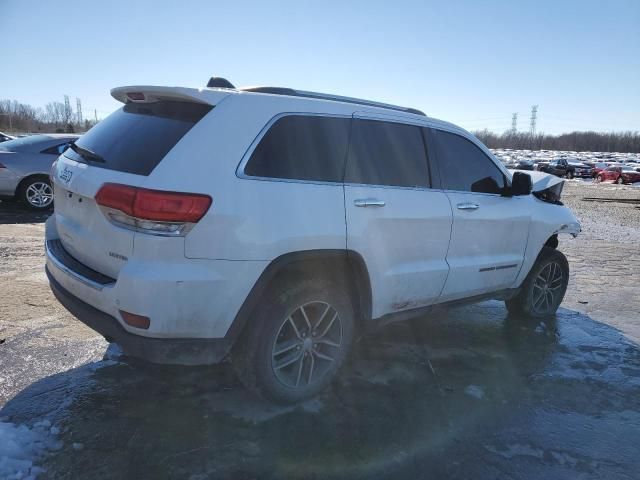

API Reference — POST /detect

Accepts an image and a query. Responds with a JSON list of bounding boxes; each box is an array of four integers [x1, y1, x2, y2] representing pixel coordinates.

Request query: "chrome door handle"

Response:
[[354, 198, 386, 207], [457, 202, 479, 210]]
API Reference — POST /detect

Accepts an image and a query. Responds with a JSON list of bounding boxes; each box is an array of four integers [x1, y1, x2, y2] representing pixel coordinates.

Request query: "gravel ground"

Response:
[[559, 180, 640, 341], [0, 180, 639, 479]]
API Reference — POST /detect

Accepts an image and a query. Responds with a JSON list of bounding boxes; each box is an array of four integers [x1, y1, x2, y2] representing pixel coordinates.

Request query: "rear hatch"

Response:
[[52, 90, 219, 279]]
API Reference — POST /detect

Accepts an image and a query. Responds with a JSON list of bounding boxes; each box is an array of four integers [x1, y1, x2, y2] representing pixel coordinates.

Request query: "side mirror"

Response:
[[511, 171, 532, 196]]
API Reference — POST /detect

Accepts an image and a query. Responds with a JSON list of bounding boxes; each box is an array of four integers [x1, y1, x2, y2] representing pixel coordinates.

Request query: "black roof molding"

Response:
[[240, 86, 426, 116]]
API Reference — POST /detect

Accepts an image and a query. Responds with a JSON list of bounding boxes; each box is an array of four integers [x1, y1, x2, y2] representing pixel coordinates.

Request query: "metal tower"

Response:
[[76, 98, 83, 124], [529, 105, 538, 136]]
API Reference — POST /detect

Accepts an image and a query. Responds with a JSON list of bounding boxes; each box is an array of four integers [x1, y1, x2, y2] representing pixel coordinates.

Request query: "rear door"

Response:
[[426, 128, 530, 301], [52, 100, 212, 278], [344, 115, 452, 318]]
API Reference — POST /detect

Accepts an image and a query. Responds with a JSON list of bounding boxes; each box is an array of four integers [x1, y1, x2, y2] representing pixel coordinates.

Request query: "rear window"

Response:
[[244, 115, 350, 183], [64, 101, 212, 176]]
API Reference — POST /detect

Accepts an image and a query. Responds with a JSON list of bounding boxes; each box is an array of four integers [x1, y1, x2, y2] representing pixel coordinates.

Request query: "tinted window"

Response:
[[345, 119, 430, 187], [41, 142, 73, 155], [430, 129, 505, 194], [245, 115, 350, 182], [63, 101, 212, 176]]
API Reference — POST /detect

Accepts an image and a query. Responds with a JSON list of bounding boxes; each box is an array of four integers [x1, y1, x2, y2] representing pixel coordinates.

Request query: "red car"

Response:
[[590, 162, 609, 178], [596, 166, 640, 184]]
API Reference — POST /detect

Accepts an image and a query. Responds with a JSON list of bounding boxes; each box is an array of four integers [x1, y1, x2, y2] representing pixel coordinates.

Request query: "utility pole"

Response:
[[94, 109, 98, 123], [64, 95, 72, 124], [76, 98, 83, 124], [529, 105, 538, 137], [511, 113, 518, 134]]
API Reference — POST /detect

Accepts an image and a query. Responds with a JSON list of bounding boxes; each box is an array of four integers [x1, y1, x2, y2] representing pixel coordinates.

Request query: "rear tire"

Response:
[[19, 176, 53, 210], [566, 170, 574, 179], [233, 274, 355, 403], [505, 247, 569, 318], [617, 176, 624, 185]]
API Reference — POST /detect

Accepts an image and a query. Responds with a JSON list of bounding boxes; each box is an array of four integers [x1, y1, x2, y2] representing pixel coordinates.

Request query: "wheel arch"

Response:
[[226, 249, 372, 351], [15, 173, 51, 197]]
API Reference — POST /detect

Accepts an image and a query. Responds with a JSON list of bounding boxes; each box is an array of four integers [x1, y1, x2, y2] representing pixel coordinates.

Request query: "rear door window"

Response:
[[63, 101, 212, 176], [244, 115, 350, 183], [429, 129, 505, 194], [345, 119, 430, 188]]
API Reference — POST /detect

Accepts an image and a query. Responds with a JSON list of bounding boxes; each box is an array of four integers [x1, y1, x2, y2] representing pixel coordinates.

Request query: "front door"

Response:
[[426, 128, 531, 302]]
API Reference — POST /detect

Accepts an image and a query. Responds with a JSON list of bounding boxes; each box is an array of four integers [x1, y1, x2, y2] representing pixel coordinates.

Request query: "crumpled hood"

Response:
[[512, 170, 564, 192]]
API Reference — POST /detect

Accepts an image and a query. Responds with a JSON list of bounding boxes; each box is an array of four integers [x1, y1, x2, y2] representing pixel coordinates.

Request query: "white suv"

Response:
[[45, 78, 581, 403]]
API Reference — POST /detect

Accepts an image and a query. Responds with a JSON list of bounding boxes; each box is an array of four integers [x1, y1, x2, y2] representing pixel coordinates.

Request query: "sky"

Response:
[[1, 0, 639, 134]]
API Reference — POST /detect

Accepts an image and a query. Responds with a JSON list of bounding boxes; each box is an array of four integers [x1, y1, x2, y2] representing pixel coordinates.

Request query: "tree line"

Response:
[[474, 129, 640, 153], [2, 96, 639, 153], [0, 98, 98, 134]]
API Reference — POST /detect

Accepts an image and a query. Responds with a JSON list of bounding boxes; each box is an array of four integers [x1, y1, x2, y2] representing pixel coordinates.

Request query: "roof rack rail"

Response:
[[240, 86, 426, 116]]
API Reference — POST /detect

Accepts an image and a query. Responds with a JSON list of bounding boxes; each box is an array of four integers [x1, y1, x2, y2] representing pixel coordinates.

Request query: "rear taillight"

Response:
[[95, 183, 211, 236]]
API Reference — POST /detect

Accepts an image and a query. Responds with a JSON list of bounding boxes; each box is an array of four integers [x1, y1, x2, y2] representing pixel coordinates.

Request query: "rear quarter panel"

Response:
[[0, 152, 55, 195], [146, 94, 355, 261]]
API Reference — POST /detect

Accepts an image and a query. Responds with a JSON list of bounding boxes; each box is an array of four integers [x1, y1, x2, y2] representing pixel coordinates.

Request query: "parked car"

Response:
[[596, 166, 640, 184], [538, 158, 592, 178], [0, 132, 15, 143], [513, 159, 534, 170], [623, 162, 640, 173], [589, 162, 609, 178], [45, 79, 581, 403], [0, 134, 78, 209]]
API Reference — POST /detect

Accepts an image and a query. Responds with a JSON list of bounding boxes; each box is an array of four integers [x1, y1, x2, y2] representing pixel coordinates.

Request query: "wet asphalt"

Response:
[[1, 183, 640, 479], [3, 303, 640, 479]]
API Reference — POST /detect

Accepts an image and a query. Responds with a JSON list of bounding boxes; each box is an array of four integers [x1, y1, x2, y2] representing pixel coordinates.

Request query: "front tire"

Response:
[[505, 247, 569, 318], [566, 170, 574, 179], [617, 176, 624, 185], [19, 176, 53, 210], [233, 275, 355, 403]]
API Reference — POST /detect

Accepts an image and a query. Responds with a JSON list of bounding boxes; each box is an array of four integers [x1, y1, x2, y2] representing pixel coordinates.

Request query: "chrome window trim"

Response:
[[236, 112, 441, 192]]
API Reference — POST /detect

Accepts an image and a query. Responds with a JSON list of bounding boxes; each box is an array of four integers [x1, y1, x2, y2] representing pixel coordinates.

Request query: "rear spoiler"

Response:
[[111, 85, 232, 106]]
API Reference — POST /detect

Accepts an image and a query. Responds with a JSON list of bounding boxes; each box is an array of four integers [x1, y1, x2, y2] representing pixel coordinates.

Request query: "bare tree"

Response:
[[474, 129, 640, 153]]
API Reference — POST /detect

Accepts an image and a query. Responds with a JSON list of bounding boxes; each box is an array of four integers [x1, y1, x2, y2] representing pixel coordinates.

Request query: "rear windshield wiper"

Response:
[[69, 143, 105, 163]]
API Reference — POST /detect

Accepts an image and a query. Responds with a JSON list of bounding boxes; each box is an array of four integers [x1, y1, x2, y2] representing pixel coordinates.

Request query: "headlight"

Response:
[[533, 182, 564, 205]]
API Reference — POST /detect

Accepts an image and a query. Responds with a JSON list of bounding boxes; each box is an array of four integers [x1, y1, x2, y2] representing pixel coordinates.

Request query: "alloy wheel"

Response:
[[271, 301, 343, 389], [531, 261, 565, 315], [26, 182, 53, 208]]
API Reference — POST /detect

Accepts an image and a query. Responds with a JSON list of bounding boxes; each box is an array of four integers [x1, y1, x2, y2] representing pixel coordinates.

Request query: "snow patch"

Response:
[[0, 420, 61, 480], [485, 443, 544, 460], [464, 385, 485, 399]]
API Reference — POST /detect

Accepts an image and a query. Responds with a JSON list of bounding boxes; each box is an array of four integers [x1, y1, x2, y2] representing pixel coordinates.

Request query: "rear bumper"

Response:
[[44, 215, 269, 364], [47, 266, 232, 365]]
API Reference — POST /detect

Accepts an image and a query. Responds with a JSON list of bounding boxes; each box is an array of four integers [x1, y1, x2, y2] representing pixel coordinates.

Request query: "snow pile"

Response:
[[0, 420, 61, 480]]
